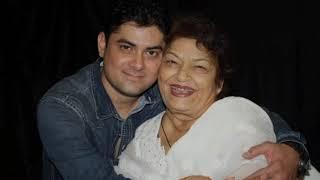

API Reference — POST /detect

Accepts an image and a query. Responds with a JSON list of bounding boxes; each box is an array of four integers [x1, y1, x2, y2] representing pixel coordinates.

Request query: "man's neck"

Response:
[[111, 95, 140, 119], [101, 75, 140, 119]]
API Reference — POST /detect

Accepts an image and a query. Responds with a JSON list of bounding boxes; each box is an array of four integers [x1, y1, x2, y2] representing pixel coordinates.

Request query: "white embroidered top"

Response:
[[114, 96, 277, 180]]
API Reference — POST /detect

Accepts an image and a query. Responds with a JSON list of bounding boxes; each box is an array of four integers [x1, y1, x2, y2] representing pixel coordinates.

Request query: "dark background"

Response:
[[2, 0, 319, 179]]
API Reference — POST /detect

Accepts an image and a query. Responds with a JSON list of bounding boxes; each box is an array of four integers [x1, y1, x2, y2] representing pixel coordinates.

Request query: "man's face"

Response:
[[98, 22, 165, 98]]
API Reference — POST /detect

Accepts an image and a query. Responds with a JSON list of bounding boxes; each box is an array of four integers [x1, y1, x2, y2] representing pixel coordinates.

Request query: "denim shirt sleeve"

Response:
[[262, 107, 309, 151], [37, 97, 129, 180]]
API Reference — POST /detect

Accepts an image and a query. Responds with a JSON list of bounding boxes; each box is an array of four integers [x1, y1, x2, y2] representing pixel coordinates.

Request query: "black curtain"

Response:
[[3, 0, 319, 179]]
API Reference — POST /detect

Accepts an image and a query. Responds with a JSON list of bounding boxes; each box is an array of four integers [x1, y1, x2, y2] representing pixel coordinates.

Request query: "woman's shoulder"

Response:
[[208, 96, 272, 125], [198, 96, 277, 142]]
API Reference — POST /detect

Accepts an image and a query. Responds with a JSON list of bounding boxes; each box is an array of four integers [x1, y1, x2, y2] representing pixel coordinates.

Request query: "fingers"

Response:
[[180, 176, 211, 180], [243, 141, 273, 161], [224, 176, 235, 180], [244, 165, 268, 180], [243, 142, 299, 180], [244, 160, 288, 180], [245, 173, 268, 180]]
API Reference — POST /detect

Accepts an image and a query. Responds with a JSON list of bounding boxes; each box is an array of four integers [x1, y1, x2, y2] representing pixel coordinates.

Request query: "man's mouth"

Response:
[[124, 70, 144, 79]]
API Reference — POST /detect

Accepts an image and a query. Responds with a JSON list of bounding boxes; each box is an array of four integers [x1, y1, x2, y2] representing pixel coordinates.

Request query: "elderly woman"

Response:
[[114, 15, 316, 179]]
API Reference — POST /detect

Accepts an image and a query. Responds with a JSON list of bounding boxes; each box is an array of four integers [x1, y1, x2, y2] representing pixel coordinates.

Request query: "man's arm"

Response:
[[37, 97, 128, 180], [266, 108, 311, 177], [243, 107, 310, 179], [265, 108, 306, 144]]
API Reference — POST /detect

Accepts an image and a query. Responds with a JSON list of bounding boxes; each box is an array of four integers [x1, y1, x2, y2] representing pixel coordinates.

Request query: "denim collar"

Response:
[[91, 58, 162, 120]]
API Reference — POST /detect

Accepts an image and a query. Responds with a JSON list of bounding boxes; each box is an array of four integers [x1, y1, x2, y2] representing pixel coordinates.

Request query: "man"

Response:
[[37, 0, 310, 179]]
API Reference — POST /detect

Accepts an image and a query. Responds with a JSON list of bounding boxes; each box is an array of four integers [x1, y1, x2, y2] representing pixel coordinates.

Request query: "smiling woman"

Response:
[[159, 38, 222, 120], [113, 14, 278, 180], [112, 11, 319, 179], [114, 96, 277, 180], [7, 0, 319, 179]]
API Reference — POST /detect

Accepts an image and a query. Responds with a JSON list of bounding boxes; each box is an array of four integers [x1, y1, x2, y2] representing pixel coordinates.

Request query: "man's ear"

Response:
[[97, 32, 106, 57]]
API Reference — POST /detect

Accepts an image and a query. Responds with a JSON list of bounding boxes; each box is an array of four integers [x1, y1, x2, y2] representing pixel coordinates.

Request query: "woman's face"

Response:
[[158, 38, 223, 119]]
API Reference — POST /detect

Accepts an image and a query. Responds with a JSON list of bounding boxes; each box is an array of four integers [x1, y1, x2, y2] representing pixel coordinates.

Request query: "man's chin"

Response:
[[120, 87, 148, 97]]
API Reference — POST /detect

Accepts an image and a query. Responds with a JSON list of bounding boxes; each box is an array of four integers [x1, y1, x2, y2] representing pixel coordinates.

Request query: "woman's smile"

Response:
[[170, 84, 195, 97]]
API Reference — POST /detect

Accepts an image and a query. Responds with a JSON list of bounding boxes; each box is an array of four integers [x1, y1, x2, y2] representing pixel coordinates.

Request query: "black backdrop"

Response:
[[3, 0, 319, 179]]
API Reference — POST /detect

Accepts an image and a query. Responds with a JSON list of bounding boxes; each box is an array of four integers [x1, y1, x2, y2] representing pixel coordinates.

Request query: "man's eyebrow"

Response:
[[116, 39, 163, 51], [146, 46, 163, 51], [116, 39, 136, 47]]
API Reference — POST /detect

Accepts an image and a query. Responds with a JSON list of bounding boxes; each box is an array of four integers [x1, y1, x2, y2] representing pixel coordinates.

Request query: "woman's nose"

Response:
[[176, 66, 190, 82]]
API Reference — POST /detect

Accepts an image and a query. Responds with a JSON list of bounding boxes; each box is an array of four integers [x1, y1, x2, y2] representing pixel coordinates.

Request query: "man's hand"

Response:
[[180, 176, 234, 180], [180, 176, 211, 180], [243, 141, 299, 180]]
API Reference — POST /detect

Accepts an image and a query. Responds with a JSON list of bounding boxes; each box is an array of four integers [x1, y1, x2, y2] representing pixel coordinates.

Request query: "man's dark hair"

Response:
[[104, 0, 170, 39]]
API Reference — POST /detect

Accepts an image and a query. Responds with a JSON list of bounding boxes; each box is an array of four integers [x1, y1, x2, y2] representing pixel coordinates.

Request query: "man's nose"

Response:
[[130, 53, 144, 70]]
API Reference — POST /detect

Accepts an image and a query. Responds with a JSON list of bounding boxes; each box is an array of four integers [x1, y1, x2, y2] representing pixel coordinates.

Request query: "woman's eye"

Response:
[[195, 65, 208, 72], [196, 65, 205, 69], [166, 60, 177, 64]]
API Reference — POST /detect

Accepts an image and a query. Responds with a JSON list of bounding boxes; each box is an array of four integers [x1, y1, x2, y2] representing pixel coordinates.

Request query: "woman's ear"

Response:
[[217, 80, 224, 95], [97, 32, 106, 57]]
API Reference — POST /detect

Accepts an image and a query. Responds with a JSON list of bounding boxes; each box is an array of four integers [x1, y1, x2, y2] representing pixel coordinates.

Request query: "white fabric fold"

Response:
[[115, 96, 277, 180]]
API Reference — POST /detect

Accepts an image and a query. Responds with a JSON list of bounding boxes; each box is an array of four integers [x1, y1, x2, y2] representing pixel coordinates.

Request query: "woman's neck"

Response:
[[160, 111, 198, 153], [164, 111, 196, 132]]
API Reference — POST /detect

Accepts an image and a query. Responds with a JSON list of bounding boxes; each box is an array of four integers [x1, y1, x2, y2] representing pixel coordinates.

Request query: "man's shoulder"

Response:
[[41, 62, 99, 103]]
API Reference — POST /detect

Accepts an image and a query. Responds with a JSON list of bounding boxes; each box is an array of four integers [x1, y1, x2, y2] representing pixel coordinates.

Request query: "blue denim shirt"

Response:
[[37, 59, 306, 180]]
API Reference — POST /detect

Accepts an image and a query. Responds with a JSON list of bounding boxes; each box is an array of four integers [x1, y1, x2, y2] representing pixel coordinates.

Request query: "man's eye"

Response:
[[146, 50, 159, 57], [119, 44, 131, 50]]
